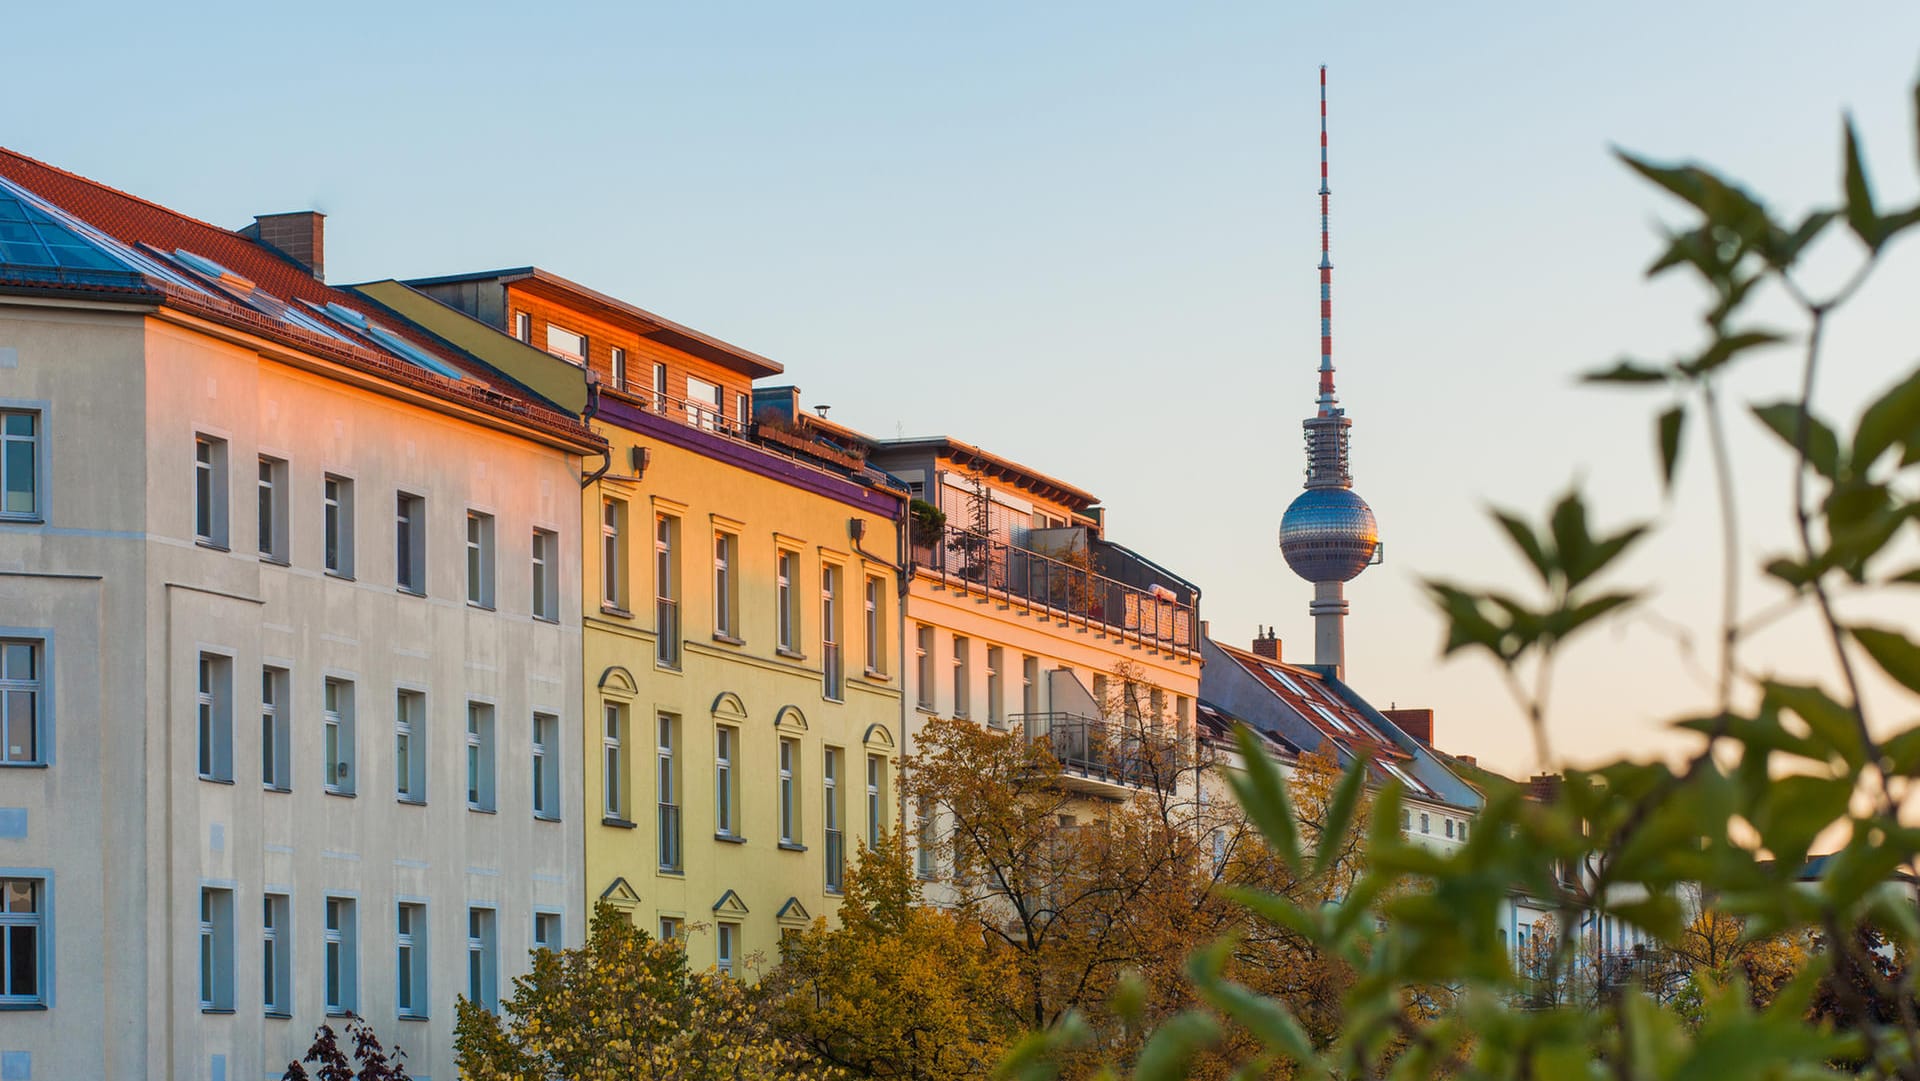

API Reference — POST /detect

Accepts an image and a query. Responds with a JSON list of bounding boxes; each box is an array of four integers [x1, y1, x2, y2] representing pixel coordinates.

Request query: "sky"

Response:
[[6, 1, 1918, 776]]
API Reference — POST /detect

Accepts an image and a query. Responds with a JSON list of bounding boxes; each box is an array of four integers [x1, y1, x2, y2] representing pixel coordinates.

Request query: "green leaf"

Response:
[[1611, 894, 1685, 942], [1879, 725, 1920, 775], [1582, 359, 1669, 385], [1657, 405, 1685, 490], [1187, 944, 1318, 1066], [1678, 329, 1784, 378], [1225, 725, 1302, 873], [1751, 401, 1842, 479], [1130, 1010, 1218, 1081], [1890, 565, 1920, 585], [1851, 365, 1920, 470], [1313, 760, 1368, 878], [1852, 625, 1920, 694], [1764, 682, 1863, 769], [1843, 115, 1886, 252], [1492, 510, 1552, 586]]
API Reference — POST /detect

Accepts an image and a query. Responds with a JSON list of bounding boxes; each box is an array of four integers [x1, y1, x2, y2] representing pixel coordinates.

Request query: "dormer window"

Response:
[[545, 325, 587, 366]]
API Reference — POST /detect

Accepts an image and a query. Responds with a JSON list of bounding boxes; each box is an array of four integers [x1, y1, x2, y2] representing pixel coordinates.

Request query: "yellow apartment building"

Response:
[[396, 270, 906, 972]]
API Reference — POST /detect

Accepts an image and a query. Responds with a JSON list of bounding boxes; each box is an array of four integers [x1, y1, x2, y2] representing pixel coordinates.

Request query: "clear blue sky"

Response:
[[8, 2, 1918, 773]]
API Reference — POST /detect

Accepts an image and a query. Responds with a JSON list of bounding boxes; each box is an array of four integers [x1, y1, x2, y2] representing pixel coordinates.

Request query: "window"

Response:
[[194, 435, 228, 546], [658, 714, 681, 870], [197, 652, 233, 782], [1460, 821, 1470, 841], [779, 736, 799, 846], [1, 639, 43, 765], [776, 550, 798, 653], [686, 376, 721, 430], [324, 896, 357, 1015], [915, 798, 935, 878], [466, 511, 495, 608], [0, 410, 39, 519], [513, 311, 531, 342], [603, 704, 627, 821], [467, 702, 496, 812], [395, 493, 426, 595], [395, 690, 425, 803], [531, 528, 558, 621], [396, 902, 426, 1018], [1022, 655, 1040, 717], [323, 678, 354, 794], [0, 878, 43, 1005], [545, 324, 587, 365], [601, 498, 626, 610], [257, 456, 288, 562], [716, 921, 737, 976], [863, 575, 884, 675], [199, 887, 234, 1011], [821, 564, 842, 700], [951, 636, 971, 719], [824, 747, 844, 892], [532, 712, 559, 819], [323, 475, 354, 577], [735, 391, 751, 430], [261, 667, 289, 790], [1445, 818, 1455, 839], [611, 346, 628, 390], [652, 361, 668, 412], [715, 725, 737, 838], [658, 917, 680, 943], [467, 907, 497, 1010], [866, 754, 885, 850], [263, 893, 290, 1016], [713, 531, 737, 638], [534, 912, 561, 953], [915, 625, 933, 710], [655, 515, 680, 667], [986, 646, 1003, 728], [1419, 813, 1431, 835]]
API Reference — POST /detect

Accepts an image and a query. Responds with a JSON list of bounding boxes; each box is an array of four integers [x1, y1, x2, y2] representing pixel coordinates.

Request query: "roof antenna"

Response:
[[1316, 63, 1335, 416]]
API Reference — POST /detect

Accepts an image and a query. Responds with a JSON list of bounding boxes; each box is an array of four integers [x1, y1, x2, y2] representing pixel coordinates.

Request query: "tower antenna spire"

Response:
[[1318, 63, 1336, 415]]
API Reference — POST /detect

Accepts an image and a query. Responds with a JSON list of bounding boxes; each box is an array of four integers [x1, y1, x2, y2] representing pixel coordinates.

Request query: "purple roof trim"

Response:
[[598, 396, 903, 516]]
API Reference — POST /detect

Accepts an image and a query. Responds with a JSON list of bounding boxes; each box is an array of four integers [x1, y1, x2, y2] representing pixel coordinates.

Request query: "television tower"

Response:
[[1277, 66, 1380, 678]]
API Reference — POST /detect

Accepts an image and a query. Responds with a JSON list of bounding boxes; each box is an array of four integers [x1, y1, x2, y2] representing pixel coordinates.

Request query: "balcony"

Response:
[[655, 596, 680, 668], [824, 828, 845, 893], [1016, 712, 1177, 798], [658, 802, 682, 872], [909, 523, 1197, 655]]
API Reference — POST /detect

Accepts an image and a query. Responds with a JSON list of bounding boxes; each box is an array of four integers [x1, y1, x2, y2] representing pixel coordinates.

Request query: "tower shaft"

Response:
[[1312, 580, 1348, 675]]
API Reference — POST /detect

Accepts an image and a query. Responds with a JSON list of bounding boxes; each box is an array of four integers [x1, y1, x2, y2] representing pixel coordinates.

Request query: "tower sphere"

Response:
[[1279, 486, 1378, 583]]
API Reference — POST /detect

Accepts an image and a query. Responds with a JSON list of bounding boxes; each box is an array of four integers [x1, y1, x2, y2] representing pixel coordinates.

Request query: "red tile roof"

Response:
[[0, 146, 599, 449], [1213, 642, 1412, 764]]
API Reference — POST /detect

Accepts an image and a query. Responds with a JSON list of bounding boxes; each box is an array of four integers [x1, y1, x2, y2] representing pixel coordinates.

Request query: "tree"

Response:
[[282, 1020, 413, 1081], [454, 902, 833, 1081], [766, 830, 1022, 1081]]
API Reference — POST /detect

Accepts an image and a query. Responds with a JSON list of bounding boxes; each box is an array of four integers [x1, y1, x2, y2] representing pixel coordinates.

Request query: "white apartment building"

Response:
[[0, 153, 598, 1080]]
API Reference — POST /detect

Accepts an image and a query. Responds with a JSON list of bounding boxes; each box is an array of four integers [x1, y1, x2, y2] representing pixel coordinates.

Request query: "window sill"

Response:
[[265, 1010, 292, 1020], [324, 570, 355, 582], [862, 668, 889, 681], [534, 813, 562, 823], [397, 587, 426, 599], [602, 816, 638, 830], [914, 705, 939, 716], [0, 762, 50, 770], [711, 633, 745, 647], [398, 1012, 430, 1023], [397, 796, 426, 807], [467, 601, 496, 612], [657, 867, 684, 877], [468, 805, 497, 815], [778, 842, 807, 853], [264, 784, 291, 794], [776, 647, 806, 661], [533, 613, 560, 625], [195, 539, 230, 552], [0, 1002, 48, 1011], [0, 516, 45, 526], [600, 604, 633, 619], [714, 833, 749, 845], [201, 1007, 236, 1015], [825, 888, 844, 897], [655, 662, 682, 674], [822, 694, 845, 704], [324, 788, 357, 799], [260, 555, 290, 567], [198, 775, 235, 786], [326, 1010, 356, 1019]]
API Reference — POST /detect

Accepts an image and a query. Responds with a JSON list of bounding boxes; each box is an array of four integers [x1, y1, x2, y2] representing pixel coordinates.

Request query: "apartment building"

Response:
[[0, 150, 600, 1080], [391, 270, 906, 973]]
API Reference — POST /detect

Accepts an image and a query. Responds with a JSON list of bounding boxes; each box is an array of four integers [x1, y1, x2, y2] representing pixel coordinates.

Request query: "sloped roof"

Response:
[[0, 147, 598, 450]]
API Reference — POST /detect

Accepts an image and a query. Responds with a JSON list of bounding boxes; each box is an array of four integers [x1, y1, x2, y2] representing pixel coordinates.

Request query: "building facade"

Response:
[[0, 153, 601, 1080], [398, 270, 907, 973]]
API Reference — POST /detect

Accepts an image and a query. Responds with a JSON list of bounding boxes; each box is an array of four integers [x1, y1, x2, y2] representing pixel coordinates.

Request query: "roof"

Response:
[[403, 267, 783, 380], [871, 435, 1100, 510], [0, 147, 599, 451]]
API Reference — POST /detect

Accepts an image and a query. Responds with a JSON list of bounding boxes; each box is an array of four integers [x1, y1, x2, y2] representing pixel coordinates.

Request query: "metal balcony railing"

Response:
[[655, 596, 680, 668], [658, 802, 682, 872], [824, 828, 845, 893], [822, 641, 843, 701], [910, 523, 1197, 652], [1014, 712, 1176, 792]]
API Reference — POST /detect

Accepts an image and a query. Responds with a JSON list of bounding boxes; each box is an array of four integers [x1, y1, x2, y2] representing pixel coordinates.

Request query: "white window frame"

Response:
[[467, 906, 498, 1011], [951, 635, 970, 719], [544, 323, 587, 366], [198, 887, 234, 1012], [396, 901, 427, 1018], [713, 531, 736, 639], [863, 575, 884, 675], [610, 346, 628, 390], [466, 702, 496, 812], [778, 736, 798, 845], [322, 678, 355, 795], [257, 456, 288, 563], [513, 311, 531, 342], [531, 528, 558, 622], [1, 639, 45, 766], [395, 492, 426, 595], [601, 498, 625, 610], [263, 892, 290, 1016], [197, 652, 233, 782], [655, 515, 679, 667], [915, 625, 934, 709], [395, 689, 425, 804], [260, 666, 289, 791], [532, 711, 560, 820], [324, 896, 357, 1015], [776, 550, 798, 653], [603, 703, 628, 821], [466, 510, 496, 609], [0, 409, 40, 521], [986, 645, 1003, 728], [324, 474, 354, 578], [716, 921, 737, 976], [866, 754, 884, 850], [652, 361, 668, 412], [715, 725, 736, 838], [821, 563, 842, 700], [658, 713, 680, 870], [194, 434, 228, 547]]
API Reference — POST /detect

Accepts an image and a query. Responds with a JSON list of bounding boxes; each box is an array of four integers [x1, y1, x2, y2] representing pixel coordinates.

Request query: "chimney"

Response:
[[1383, 707, 1434, 746], [1528, 773, 1562, 804], [241, 211, 325, 281], [1251, 626, 1281, 661]]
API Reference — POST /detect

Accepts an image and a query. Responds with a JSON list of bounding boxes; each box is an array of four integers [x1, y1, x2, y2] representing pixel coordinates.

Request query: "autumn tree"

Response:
[[765, 830, 1022, 1081], [454, 902, 832, 1081]]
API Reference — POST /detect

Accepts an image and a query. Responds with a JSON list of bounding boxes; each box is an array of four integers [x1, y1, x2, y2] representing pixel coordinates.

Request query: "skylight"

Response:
[[1380, 760, 1429, 795], [0, 186, 126, 271], [1309, 702, 1354, 734], [171, 249, 255, 291], [322, 301, 368, 330], [1262, 664, 1307, 696], [365, 325, 464, 381]]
